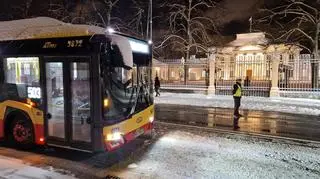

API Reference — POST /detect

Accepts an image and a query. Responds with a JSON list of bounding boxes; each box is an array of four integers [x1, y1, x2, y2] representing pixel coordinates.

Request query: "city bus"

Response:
[[0, 17, 154, 152]]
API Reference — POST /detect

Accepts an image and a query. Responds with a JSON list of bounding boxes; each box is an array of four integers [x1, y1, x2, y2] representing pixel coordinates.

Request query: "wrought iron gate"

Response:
[[215, 55, 271, 97], [153, 58, 209, 91]]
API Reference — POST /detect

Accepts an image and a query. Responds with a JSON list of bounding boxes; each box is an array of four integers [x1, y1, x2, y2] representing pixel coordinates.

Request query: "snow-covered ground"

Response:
[[110, 126, 320, 179], [0, 155, 76, 179], [155, 93, 320, 116]]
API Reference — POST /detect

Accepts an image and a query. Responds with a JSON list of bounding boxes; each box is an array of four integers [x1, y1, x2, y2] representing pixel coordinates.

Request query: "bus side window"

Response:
[[2, 57, 40, 100]]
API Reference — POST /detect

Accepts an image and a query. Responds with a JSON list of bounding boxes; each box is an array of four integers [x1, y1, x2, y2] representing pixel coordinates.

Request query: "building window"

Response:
[[202, 70, 206, 78], [256, 55, 261, 62], [239, 55, 244, 63], [289, 70, 293, 78], [171, 71, 175, 78], [289, 54, 294, 63]]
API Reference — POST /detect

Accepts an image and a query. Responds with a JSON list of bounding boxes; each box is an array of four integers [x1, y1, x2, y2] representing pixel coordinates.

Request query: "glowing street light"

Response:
[[106, 27, 115, 34]]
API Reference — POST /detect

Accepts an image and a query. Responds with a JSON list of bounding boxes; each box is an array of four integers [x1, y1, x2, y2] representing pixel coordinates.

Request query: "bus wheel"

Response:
[[10, 118, 34, 149]]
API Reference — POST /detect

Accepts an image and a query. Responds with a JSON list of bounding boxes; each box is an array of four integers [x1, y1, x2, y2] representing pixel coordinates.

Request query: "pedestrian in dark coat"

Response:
[[154, 76, 160, 97], [233, 78, 242, 130]]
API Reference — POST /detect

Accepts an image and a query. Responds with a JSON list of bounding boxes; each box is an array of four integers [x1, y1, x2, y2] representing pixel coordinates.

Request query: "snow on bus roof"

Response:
[[0, 17, 105, 41]]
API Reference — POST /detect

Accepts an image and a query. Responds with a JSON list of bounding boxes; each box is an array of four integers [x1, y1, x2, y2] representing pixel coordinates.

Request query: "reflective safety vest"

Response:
[[234, 84, 242, 97]]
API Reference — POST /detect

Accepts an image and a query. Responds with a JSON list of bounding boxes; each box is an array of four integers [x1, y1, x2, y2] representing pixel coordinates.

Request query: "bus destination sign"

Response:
[[42, 39, 84, 49]]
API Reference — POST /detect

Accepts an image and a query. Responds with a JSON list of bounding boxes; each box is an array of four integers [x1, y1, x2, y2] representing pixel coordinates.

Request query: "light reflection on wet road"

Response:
[[155, 104, 320, 141], [0, 104, 319, 178]]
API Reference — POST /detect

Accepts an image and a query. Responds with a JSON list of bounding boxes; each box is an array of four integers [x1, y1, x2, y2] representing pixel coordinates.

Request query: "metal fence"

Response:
[[215, 80, 271, 97], [153, 54, 320, 98], [153, 58, 209, 91], [278, 54, 320, 98]]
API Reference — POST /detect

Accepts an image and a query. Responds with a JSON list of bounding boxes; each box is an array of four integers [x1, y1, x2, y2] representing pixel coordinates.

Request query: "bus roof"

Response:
[[0, 17, 105, 41]]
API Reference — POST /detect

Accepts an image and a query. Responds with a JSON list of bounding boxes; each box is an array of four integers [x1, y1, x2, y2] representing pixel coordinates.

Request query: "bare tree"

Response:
[[48, 1, 93, 24], [155, 0, 217, 84], [48, 0, 71, 22], [91, 0, 119, 27], [258, 0, 320, 87], [12, 0, 33, 18], [91, 0, 151, 39], [47, 0, 148, 38], [127, 0, 147, 38]]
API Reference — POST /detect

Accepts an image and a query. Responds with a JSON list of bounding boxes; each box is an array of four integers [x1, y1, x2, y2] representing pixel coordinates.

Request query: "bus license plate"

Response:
[[135, 128, 144, 137]]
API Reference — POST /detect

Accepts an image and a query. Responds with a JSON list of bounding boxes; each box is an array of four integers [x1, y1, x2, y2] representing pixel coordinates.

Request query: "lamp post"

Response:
[[150, 0, 152, 43], [146, 0, 153, 43]]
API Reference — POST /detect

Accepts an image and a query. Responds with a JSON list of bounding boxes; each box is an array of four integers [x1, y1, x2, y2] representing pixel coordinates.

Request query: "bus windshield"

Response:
[[103, 65, 135, 120], [102, 49, 152, 122], [101, 35, 153, 121]]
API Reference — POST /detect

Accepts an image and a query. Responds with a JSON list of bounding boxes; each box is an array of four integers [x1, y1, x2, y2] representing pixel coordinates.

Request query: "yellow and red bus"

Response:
[[0, 17, 154, 152]]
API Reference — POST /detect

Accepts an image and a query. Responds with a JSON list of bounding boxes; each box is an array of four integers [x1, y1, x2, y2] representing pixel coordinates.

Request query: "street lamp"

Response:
[[106, 27, 115, 34]]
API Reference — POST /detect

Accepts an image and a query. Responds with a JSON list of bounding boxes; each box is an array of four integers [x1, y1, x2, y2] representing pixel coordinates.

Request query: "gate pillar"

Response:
[[208, 53, 216, 94], [270, 53, 281, 97]]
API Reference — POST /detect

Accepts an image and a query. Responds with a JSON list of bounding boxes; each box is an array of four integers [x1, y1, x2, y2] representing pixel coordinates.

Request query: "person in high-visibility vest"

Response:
[[232, 78, 242, 130]]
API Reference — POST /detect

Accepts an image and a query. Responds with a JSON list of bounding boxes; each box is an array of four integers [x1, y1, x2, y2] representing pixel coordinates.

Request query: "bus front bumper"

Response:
[[104, 122, 153, 151]]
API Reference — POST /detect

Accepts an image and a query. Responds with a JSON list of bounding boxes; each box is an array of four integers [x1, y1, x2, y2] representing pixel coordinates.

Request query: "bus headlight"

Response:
[[106, 132, 122, 141], [149, 116, 154, 123]]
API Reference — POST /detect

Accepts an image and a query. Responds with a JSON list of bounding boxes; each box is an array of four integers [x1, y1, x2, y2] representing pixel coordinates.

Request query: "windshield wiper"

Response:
[[128, 84, 142, 117], [128, 83, 150, 117]]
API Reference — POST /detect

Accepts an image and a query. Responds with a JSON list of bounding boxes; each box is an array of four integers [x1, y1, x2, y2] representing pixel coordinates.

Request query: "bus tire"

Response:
[[8, 116, 34, 149]]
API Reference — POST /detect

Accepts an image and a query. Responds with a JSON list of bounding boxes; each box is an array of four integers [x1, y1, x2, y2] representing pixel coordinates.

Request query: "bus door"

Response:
[[44, 57, 92, 150]]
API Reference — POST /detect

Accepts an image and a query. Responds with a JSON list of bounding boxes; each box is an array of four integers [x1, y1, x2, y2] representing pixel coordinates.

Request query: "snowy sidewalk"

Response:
[[0, 155, 76, 179], [155, 93, 320, 116], [110, 124, 320, 179]]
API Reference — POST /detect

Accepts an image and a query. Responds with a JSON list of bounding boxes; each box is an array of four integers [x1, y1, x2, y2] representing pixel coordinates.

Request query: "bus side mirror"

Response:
[[110, 43, 133, 69]]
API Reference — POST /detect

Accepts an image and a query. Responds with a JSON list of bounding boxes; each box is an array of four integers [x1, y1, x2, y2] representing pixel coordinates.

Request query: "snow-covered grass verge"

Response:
[[0, 155, 77, 179], [111, 126, 320, 179], [155, 93, 320, 116]]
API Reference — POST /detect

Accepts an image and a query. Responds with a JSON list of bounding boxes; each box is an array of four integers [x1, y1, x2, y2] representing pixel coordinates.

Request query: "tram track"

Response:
[[155, 121, 320, 146]]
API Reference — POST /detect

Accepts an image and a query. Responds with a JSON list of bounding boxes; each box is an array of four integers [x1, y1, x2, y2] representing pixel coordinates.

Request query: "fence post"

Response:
[[224, 55, 231, 80], [312, 57, 319, 89], [270, 53, 280, 97], [208, 53, 216, 94]]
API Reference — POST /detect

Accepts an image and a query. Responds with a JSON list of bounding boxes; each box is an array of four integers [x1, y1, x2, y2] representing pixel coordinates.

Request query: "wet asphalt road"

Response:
[[0, 104, 319, 178], [155, 104, 320, 141], [1, 122, 319, 179]]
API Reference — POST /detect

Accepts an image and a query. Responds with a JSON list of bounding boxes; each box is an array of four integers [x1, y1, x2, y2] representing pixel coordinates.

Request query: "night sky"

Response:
[[1, 0, 316, 57], [0, 0, 278, 35], [206, 0, 278, 35]]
